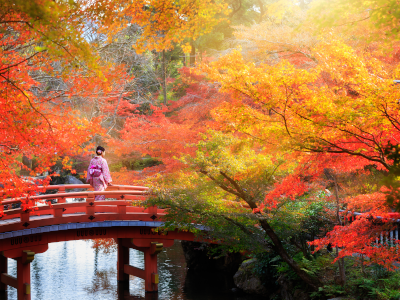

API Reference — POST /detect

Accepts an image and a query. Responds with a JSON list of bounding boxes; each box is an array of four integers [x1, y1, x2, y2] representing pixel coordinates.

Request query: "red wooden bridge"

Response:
[[0, 185, 197, 300]]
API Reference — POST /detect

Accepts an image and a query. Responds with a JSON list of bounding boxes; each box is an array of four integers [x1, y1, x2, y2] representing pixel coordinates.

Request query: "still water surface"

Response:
[[1, 240, 265, 300]]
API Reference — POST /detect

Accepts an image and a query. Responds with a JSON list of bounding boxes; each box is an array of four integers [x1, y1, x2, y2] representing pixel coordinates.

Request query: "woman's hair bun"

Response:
[[96, 146, 105, 155]]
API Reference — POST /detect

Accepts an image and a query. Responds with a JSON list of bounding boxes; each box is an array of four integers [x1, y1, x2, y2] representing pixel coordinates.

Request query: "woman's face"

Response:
[[102, 151, 105, 157]]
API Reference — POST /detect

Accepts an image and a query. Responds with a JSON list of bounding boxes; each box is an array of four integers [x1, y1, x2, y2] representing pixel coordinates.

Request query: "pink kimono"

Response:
[[87, 156, 112, 200]]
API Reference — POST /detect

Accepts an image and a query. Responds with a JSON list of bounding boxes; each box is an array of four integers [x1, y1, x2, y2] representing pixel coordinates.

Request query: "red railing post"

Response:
[[86, 192, 95, 216], [117, 200, 127, 215], [0, 195, 3, 217], [58, 186, 66, 204], [20, 210, 29, 223], [148, 206, 158, 219], [53, 207, 64, 218]]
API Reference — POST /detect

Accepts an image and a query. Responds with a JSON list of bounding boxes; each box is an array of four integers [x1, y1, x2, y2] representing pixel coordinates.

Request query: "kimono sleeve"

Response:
[[101, 158, 112, 184], [87, 159, 94, 181]]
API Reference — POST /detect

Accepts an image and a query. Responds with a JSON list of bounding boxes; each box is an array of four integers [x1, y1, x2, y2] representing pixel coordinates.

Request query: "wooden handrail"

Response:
[[1, 185, 149, 203], [2, 190, 148, 205], [0, 185, 164, 235], [41, 184, 149, 191], [0, 184, 149, 197]]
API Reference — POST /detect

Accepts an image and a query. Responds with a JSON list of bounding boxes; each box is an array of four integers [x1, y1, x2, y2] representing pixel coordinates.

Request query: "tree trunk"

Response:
[[361, 254, 366, 276], [340, 257, 346, 282], [259, 219, 321, 290], [332, 173, 346, 285], [190, 40, 196, 66], [199, 171, 321, 291], [257, 0, 265, 23], [162, 50, 167, 105], [20, 155, 32, 176]]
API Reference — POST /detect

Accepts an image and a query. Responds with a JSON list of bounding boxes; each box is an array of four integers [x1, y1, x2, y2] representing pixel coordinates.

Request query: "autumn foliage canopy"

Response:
[[4, 0, 400, 287]]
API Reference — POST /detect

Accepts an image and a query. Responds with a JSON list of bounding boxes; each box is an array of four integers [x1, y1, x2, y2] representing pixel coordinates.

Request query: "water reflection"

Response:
[[0, 240, 264, 300]]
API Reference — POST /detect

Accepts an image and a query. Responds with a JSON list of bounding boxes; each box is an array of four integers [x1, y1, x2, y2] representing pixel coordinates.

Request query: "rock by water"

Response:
[[64, 175, 85, 201], [277, 274, 309, 300], [64, 175, 85, 192], [233, 259, 269, 296], [181, 241, 242, 274]]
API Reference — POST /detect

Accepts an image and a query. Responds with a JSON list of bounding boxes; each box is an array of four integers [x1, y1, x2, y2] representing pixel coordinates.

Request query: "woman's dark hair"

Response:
[[96, 146, 105, 155]]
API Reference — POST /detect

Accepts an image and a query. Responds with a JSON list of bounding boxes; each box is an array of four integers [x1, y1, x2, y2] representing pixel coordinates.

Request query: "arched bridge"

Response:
[[0, 185, 196, 300]]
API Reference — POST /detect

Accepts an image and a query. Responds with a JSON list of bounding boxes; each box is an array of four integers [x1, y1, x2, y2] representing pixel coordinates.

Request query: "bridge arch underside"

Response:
[[0, 222, 195, 255], [0, 223, 196, 299]]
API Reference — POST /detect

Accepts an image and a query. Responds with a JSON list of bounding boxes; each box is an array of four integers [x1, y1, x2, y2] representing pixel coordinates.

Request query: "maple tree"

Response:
[[110, 8, 400, 288], [146, 131, 328, 289], [108, 66, 326, 289], [0, 0, 109, 202], [100, 0, 229, 103], [108, 67, 233, 176], [101, 0, 228, 54], [199, 19, 400, 275], [0, 0, 230, 197]]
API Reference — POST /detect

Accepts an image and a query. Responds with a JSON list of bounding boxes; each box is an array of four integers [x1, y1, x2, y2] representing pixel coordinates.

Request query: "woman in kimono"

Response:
[[87, 146, 113, 200]]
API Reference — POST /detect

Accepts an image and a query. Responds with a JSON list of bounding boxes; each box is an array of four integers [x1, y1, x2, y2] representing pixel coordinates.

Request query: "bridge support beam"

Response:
[[0, 248, 42, 300], [0, 251, 34, 300], [0, 253, 7, 292], [117, 238, 163, 293], [16, 254, 32, 300], [117, 238, 129, 285], [144, 244, 160, 292]]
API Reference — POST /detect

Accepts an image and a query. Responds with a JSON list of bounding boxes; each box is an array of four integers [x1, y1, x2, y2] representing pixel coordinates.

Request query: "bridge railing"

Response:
[[0, 184, 148, 196], [0, 184, 148, 203], [0, 185, 164, 232]]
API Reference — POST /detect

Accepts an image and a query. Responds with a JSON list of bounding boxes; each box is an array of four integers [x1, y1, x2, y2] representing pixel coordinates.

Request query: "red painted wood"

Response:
[[1, 273, 17, 289], [0, 196, 3, 216], [11, 211, 166, 231], [1, 185, 148, 197], [26, 202, 154, 218], [144, 248, 158, 292], [53, 208, 64, 218], [3, 245, 48, 259], [117, 239, 129, 283], [0, 254, 7, 291], [121, 239, 146, 252], [2, 188, 148, 206], [17, 257, 30, 300], [117, 204, 126, 214], [124, 264, 145, 279], [1, 186, 154, 229], [20, 212, 29, 223], [0, 186, 203, 296], [0, 228, 194, 253], [147, 206, 157, 215], [132, 238, 174, 248], [95, 200, 129, 206], [151, 273, 159, 284]]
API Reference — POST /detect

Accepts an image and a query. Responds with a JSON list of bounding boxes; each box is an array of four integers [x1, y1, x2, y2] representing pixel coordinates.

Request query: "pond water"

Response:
[[0, 240, 265, 300]]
